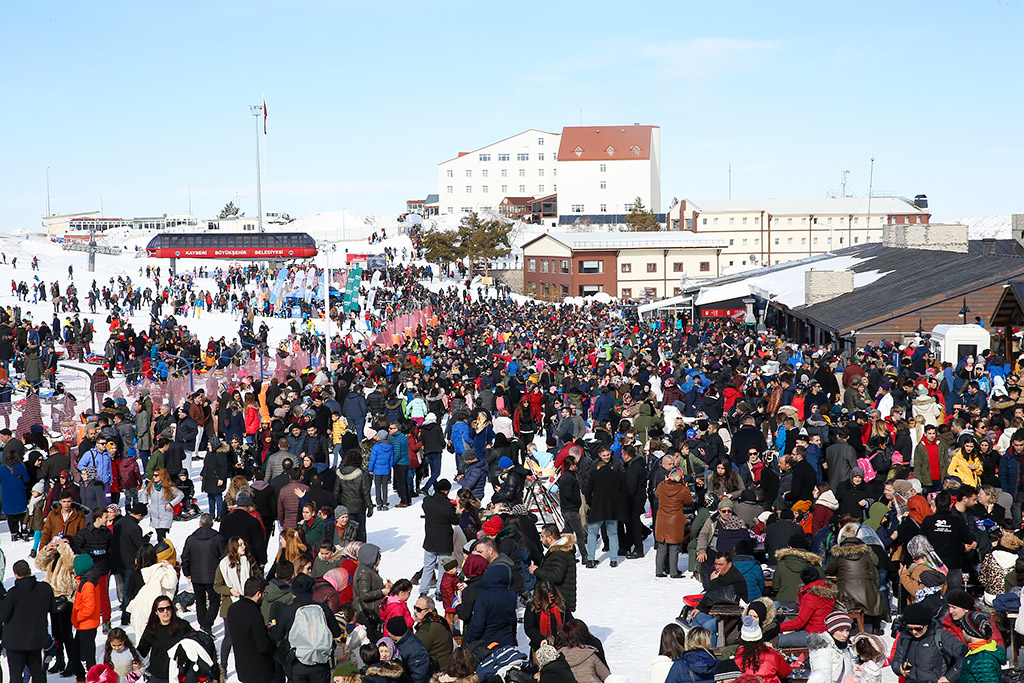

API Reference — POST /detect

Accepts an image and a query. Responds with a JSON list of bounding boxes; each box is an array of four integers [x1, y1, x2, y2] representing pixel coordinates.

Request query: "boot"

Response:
[[48, 652, 65, 674]]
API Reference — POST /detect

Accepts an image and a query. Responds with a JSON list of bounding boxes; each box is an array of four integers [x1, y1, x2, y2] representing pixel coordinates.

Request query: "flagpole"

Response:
[[249, 103, 264, 233]]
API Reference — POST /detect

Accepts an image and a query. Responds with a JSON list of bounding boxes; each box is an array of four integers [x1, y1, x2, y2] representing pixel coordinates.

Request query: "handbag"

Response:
[[53, 595, 71, 614]]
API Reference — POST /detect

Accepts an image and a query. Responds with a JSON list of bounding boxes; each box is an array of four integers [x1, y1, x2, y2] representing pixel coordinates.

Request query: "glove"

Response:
[[366, 506, 374, 518]]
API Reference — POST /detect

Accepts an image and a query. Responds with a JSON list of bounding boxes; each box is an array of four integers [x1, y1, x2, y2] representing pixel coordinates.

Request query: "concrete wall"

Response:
[[805, 269, 855, 306], [1013, 214, 1024, 245], [882, 223, 968, 252], [493, 268, 523, 294]]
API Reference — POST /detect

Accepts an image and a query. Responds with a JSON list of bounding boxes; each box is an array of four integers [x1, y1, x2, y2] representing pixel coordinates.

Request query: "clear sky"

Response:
[[2, 1, 1022, 231]]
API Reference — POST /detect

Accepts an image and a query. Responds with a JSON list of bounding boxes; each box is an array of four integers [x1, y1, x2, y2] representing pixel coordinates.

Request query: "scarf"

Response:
[[908, 495, 931, 525], [719, 512, 747, 531], [218, 555, 250, 604], [915, 585, 942, 602], [539, 607, 563, 637]]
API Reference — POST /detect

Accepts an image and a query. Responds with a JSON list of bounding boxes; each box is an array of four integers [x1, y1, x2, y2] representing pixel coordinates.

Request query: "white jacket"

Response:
[[808, 633, 855, 682], [647, 655, 673, 683], [127, 562, 179, 637]]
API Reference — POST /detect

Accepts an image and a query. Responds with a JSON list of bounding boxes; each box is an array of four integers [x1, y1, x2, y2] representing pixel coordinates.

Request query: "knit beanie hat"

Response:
[[386, 616, 408, 638], [746, 600, 768, 624], [919, 569, 946, 589], [73, 554, 94, 576], [825, 611, 852, 635], [946, 589, 975, 611], [851, 466, 866, 479], [892, 479, 915, 498], [535, 643, 560, 668], [482, 516, 503, 536], [498, 456, 514, 470], [740, 615, 762, 642], [442, 557, 458, 572], [714, 660, 742, 682], [962, 610, 993, 640], [717, 497, 734, 510], [235, 489, 254, 508], [903, 602, 932, 627]]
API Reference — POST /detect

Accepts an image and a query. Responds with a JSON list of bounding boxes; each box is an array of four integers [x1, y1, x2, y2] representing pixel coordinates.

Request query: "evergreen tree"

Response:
[[218, 201, 241, 219], [457, 212, 513, 276], [623, 197, 660, 232]]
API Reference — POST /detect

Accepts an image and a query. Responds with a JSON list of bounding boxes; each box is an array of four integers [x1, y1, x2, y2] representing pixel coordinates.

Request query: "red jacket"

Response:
[[733, 646, 792, 683], [780, 580, 836, 635]]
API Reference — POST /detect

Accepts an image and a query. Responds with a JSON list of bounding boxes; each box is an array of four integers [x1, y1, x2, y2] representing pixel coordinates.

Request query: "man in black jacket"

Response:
[[419, 413, 445, 495], [112, 503, 147, 624], [0, 560, 55, 683], [182, 514, 227, 633], [556, 456, 588, 562], [784, 447, 817, 506], [73, 506, 114, 633], [227, 577, 275, 683], [220, 490, 268, 566], [682, 551, 748, 646], [491, 457, 528, 506], [621, 445, 649, 559], [419, 479, 459, 599], [529, 523, 578, 612]]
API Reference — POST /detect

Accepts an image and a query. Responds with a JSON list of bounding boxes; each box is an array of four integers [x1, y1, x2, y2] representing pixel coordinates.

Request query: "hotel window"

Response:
[[600, 164, 606, 172], [802, 217, 807, 224], [600, 181, 606, 189], [673, 262, 683, 272], [729, 217, 735, 225], [713, 217, 719, 225], [774, 238, 780, 245], [646, 263, 657, 273], [854, 236, 860, 243], [561, 260, 569, 273], [519, 185, 526, 192], [742, 238, 748, 246], [538, 153, 545, 161], [538, 169, 544, 176], [448, 207, 453, 214], [572, 204, 584, 213], [754, 238, 760, 245], [528, 259, 536, 272], [446, 170, 453, 177], [501, 169, 507, 177], [498, 153, 509, 161], [728, 239, 734, 245], [478, 154, 490, 162], [581, 284, 605, 296], [519, 169, 525, 177], [600, 204, 607, 212], [621, 288, 632, 298], [541, 260, 549, 273], [579, 260, 602, 274], [466, 186, 472, 193], [787, 218, 793, 225], [517, 153, 529, 161], [828, 217, 833, 224], [742, 217, 748, 225], [787, 237, 793, 245], [538, 185, 544, 193], [700, 261, 710, 272], [621, 263, 631, 273], [673, 287, 682, 296], [801, 237, 806, 244], [538, 138, 544, 145], [754, 217, 759, 224], [466, 170, 472, 177], [481, 170, 488, 178], [854, 217, 859, 224], [482, 186, 488, 193], [446, 186, 453, 193], [501, 185, 507, 193]]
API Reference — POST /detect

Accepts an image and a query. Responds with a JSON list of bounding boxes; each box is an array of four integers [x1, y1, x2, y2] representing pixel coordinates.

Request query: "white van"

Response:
[[929, 324, 991, 364]]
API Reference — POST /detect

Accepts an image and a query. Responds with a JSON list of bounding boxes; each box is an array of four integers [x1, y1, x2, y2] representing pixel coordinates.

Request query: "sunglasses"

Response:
[[907, 625, 926, 632], [414, 607, 428, 613], [720, 509, 733, 515], [156, 606, 173, 613]]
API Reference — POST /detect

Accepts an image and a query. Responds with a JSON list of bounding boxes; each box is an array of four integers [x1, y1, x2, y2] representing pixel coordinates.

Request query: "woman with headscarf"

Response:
[[891, 491, 932, 566], [654, 467, 691, 578]]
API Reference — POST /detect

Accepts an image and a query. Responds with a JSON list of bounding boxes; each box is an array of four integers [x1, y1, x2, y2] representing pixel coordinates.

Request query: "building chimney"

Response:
[[1013, 214, 1024, 248], [882, 223, 968, 253], [805, 269, 855, 307]]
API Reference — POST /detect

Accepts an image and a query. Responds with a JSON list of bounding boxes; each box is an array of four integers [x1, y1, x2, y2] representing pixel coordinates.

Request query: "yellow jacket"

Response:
[[947, 449, 982, 488], [330, 416, 347, 445]]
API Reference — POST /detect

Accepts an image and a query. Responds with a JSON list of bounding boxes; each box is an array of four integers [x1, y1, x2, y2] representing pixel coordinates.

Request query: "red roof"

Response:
[[501, 196, 534, 206], [557, 125, 656, 162]]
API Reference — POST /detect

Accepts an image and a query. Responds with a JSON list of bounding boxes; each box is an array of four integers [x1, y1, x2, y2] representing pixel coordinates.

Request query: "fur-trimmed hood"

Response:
[[366, 661, 405, 679], [830, 540, 870, 558], [548, 533, 576, 553], [807, 633, 842, 651], [775, 548, 823, 566], [751, 596, 777, 625], [430, 675, 479, 683], [815, 490, 839, 510], [803, 579, 838, 600]]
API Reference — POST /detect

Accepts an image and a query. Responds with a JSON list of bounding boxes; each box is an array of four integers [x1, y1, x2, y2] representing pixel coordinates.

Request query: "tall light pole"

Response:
[[45, 166, 51, 217], [187, 179, 192, 216], [322, 241, 331, 374], [249, 104, 264, 232]]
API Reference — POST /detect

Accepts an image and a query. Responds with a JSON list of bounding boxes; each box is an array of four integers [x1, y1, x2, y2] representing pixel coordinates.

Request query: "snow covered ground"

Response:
[[0, 226, 909, 682]]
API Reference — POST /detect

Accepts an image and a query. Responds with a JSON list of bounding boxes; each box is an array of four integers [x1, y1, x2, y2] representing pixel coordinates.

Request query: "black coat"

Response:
[[181, 526, 227, 584], [583, 465, 625, 523], [492, 465, 529, 506], [538, 654, 579, 683], [333, 464, 372, 515], [465, 564, 517, 648], [220, 509, 267, 566], [226, 597, 275, 683], [533, 534, 578, 613], [623, 457, 648, 511], [200, 449, 230, 494], [72, 522, 114, 574], [786, 460, 817, 504], [420, 422, 445, 454], [422, 490, 460, 554], [0, 576, 55, 651], [112, 515, 146, 572]]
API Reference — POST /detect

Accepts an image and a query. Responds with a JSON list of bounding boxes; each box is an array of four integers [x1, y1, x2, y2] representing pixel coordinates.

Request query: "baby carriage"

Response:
[[173, 471, 202, 521]]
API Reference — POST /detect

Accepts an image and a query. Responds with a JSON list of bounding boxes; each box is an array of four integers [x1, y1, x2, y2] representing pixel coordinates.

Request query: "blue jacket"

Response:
[[369, 442, 394, 476], [450, 421, 470, 455], [732, 554, 765, 600], [0, 461, 29, 515], [78, 448, 113, 486], [1000, 451, 1022, 494], [592, 393, 614, 421], [465, 564, 517, 647], [666, 649, 717, 683], [391, 433, 409, 467], [460, 458, 489, 500], [342, 392, 368, 431], [395, 631, 431, 683]]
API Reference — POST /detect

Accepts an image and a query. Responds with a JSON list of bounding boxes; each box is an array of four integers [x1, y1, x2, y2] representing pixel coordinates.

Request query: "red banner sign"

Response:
[[701, 308, 744, 318]]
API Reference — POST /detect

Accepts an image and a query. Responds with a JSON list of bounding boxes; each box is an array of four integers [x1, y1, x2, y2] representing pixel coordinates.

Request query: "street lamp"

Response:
[[916, 318, 925, 338], [959, 298, 970, 325]]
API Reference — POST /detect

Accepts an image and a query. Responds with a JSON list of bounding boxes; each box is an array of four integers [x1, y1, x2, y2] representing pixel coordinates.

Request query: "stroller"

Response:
[[166, 630, 220, 683], [173, 471, 202, 521]]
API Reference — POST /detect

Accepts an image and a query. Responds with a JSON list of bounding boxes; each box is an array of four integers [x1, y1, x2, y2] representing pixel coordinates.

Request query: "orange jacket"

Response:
[[72, 577, 101, 630]]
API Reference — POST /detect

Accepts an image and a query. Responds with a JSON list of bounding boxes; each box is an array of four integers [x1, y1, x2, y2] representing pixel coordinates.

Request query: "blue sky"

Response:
[[2, 1, 1022, 231]]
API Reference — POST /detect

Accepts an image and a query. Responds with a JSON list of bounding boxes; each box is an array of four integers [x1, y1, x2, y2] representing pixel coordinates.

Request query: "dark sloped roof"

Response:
[[791, 243, 1024, 334], [968, 239, 1024, 256]]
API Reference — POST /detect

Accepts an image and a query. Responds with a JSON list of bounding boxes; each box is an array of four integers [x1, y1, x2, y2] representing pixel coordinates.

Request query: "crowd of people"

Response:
[[1, 253, 1024, 683]]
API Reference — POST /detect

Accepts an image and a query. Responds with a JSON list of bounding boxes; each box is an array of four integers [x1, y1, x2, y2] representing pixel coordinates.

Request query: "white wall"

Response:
[[437, 130, 560, 216], [557, 158, 658, 220]]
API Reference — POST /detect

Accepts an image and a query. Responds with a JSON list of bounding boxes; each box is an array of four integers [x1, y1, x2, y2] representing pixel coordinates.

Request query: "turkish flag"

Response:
[[263, 97, 268, 134]]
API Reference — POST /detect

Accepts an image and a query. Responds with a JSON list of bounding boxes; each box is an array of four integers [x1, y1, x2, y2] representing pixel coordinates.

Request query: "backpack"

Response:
[[856, 456, 878, 483], [118, 453, 142, 491], [289, 603, 334, 666], [475, 644, 528, 679]]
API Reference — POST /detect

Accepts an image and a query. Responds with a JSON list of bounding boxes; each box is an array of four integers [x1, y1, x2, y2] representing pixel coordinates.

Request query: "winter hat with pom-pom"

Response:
[[86, 663, 119, 683]]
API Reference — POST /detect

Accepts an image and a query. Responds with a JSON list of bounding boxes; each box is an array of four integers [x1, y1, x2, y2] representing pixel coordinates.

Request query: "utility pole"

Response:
[[867, 157, 875, 231], [46, 167, 51, 217], [188, 180, 192, 216], [322, 242, 331, 374], [249, 104, 264, 233]]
